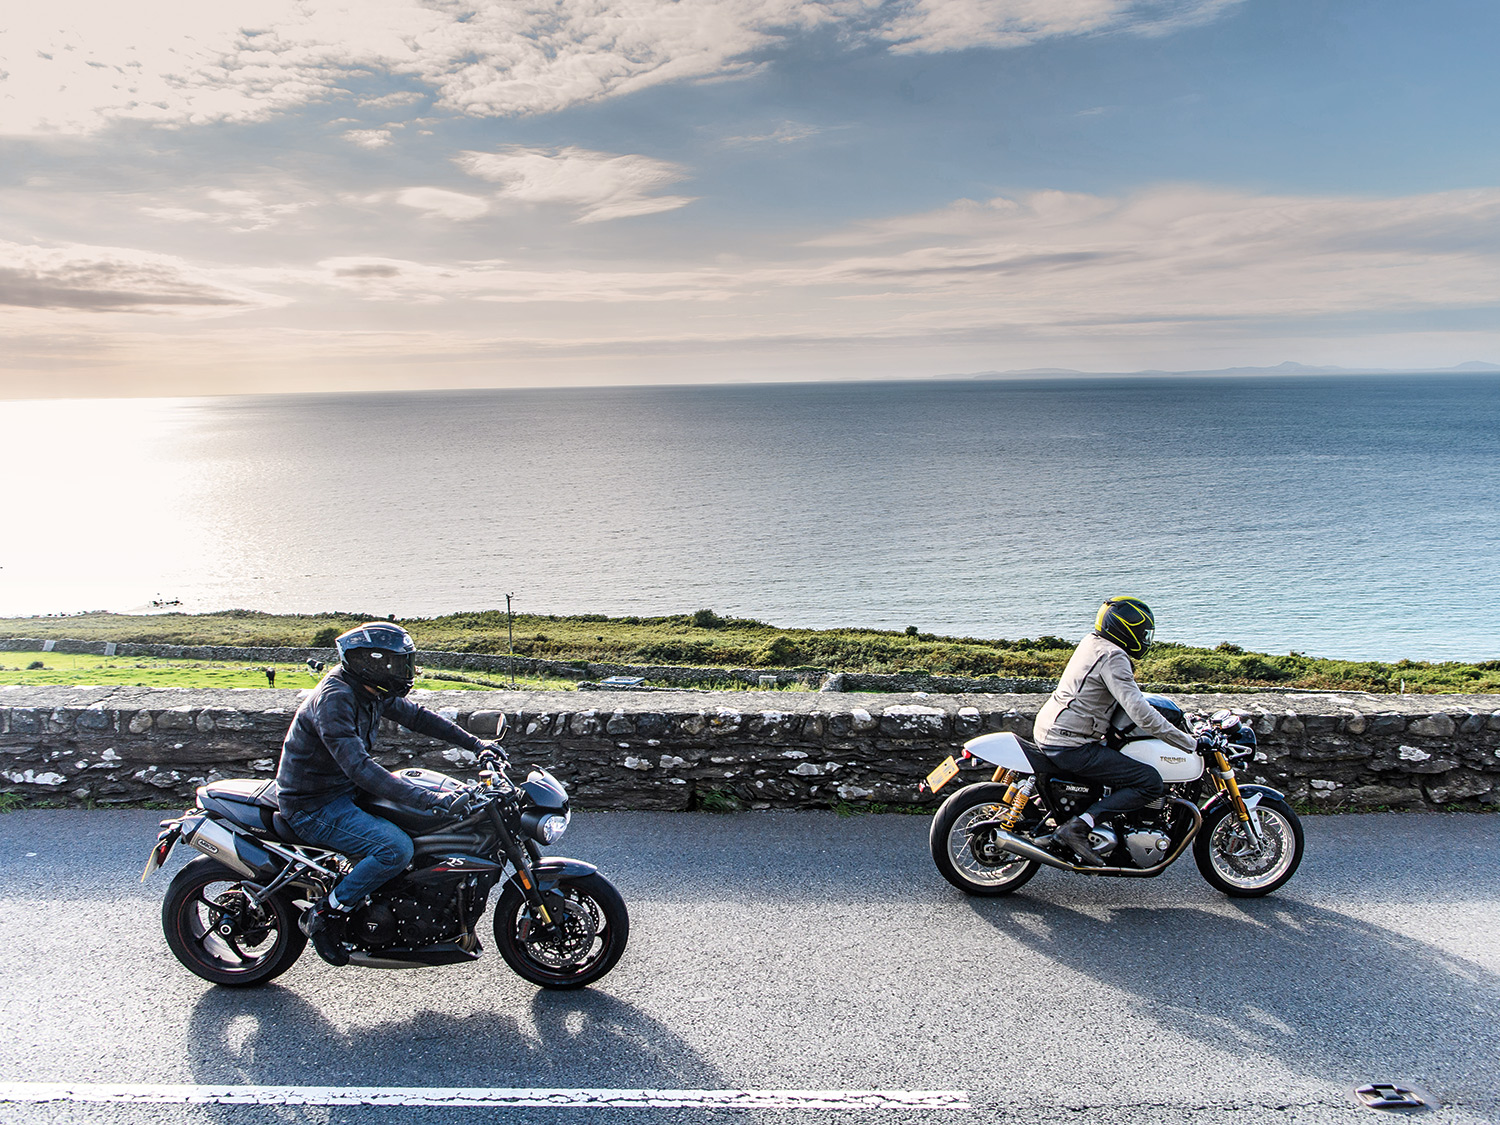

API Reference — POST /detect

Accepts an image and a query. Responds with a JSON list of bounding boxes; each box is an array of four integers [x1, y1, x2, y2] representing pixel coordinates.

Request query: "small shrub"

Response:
[[691, 608, 726, 629], [695, 789, 742, 813], [756, 635, 802, 666], [905, 625, 919, 636]]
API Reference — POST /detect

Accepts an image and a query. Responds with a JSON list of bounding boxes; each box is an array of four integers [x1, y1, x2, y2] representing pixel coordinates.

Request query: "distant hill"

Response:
[[965, 360, 1500, 379]]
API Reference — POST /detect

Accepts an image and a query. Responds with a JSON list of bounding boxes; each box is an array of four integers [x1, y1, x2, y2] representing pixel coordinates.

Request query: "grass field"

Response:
[[0, 652, 575, 692], [2, 608, 1497, 693]]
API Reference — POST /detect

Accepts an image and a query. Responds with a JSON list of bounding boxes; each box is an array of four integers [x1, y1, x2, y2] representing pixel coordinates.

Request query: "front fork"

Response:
[[1212, 751, 1264, 847], [486, 802, 559, 930]]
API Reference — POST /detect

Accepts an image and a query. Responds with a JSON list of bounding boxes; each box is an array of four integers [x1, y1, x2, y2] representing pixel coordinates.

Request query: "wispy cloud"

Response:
[[0, 240, 277, 313], [142, 190, 312, 232], [394, 187, 491, 221], [287, 185, 1500, 332], [718, 121, 824, 147], [0, 1, 1246, 135], [457, 146, 695, 223], [879, 0, 1244, 53]]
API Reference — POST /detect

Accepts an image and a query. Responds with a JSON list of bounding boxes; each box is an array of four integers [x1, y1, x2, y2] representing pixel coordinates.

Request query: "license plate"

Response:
[[141, 826, 181, 882], [924, 756, 961, 793]]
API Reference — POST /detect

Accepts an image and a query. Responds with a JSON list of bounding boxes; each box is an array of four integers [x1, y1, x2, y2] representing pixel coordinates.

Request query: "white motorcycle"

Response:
[[924, 700, 1304, 897]]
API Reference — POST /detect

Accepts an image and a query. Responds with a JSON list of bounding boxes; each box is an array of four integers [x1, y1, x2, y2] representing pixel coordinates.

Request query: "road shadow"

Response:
[[186, 982, 725, 1121], [966, 893, 1499, 1110]]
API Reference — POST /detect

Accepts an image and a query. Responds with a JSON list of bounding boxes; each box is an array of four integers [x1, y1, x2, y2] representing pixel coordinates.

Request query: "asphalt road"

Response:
[[0, 807, 1496, 1125]]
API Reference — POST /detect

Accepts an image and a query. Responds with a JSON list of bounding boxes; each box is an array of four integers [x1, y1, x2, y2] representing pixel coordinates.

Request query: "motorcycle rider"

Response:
[[1033, 596, 1199, 866], [276, 622, 503, 965]]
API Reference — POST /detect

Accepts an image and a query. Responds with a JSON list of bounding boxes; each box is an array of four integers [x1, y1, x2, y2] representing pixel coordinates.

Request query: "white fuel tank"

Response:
[[962, 732, 1032, 772], [1118, 738, 1204, 783]]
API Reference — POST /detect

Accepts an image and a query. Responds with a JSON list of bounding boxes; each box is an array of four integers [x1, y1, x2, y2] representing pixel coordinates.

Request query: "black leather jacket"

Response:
[[276, 668, 483, 814]]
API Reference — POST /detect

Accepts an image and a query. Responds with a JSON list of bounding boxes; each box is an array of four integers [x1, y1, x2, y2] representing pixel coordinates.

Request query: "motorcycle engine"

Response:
[[352, 871, 501, 950], [1125, 831, 1173, 868]]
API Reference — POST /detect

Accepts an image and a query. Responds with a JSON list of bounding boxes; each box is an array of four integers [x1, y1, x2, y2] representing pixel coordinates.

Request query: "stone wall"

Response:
[[1, 686, 1497, 811]]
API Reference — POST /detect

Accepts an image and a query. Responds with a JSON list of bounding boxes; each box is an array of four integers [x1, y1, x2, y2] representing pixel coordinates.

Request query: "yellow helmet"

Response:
[[1095, 596, 1155, 657]]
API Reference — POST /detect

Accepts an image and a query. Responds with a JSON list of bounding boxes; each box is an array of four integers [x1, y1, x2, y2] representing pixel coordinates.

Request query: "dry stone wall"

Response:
[[1, 686, 1497, 812]]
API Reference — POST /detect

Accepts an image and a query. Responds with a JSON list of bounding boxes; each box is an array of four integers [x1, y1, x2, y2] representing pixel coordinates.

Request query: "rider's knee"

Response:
[[374, 830, 414, 870]]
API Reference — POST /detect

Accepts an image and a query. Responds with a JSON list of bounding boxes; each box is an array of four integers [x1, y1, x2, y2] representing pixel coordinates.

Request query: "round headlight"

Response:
[[538, 812, 570, 844]]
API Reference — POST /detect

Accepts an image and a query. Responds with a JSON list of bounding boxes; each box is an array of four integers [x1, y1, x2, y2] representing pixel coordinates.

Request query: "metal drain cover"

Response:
[[1351, 1084, 1433, 1113]]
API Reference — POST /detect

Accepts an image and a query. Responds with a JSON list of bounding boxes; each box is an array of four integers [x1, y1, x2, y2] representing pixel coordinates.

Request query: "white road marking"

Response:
[[0, 1083, 969, 1109]]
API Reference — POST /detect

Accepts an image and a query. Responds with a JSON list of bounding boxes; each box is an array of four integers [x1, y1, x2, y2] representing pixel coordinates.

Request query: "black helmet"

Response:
[[1094, 596, 1155, 657], [336, 622, 417, 697]]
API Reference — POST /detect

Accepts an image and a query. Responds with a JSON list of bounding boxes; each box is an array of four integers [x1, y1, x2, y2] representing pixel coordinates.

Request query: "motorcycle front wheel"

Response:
[[493, 873, 629, 989], [1194, 796, 1305, 897], [161, 856, 306, 986], [930, 783, 1041, 896]]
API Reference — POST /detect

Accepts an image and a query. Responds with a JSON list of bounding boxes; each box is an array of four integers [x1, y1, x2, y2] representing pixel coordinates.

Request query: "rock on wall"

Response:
[[1, 686, 1497, 811]]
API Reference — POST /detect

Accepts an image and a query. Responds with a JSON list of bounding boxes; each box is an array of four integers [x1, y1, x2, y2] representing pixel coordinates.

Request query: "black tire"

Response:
[[929, 783, 1041, 896], [493, 873, 629, 990], [161, 856, 306, 987], [1194, 796, 1305, 898]]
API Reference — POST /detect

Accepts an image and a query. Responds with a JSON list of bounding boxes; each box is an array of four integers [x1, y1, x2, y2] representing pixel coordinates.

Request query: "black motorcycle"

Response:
[[143, 727, 628, 989]]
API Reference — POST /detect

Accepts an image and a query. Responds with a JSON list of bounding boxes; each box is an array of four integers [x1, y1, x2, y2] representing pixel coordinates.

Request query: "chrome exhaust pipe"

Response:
[[968, 797, 1204, 877], [981, 826, 1078, 871], [182, 816, 278, 881]]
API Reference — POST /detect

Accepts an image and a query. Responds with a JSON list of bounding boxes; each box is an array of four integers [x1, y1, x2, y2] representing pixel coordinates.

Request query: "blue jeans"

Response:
[[285, 796, 414, 905]]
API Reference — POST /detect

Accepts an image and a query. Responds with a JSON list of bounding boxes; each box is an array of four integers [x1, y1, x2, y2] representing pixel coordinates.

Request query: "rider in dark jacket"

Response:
[[276, 622, 500, 964], [1033, 596, 1197, 866]]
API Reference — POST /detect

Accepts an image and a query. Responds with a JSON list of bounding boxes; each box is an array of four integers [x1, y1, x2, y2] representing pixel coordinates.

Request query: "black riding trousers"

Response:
[[1042, 741, 1165, 819]]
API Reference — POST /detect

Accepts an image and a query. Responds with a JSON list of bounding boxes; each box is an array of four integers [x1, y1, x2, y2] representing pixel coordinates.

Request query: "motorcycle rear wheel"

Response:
[[161, 856, 306, 986], [493, 873, 629, 989], [930, 783, 1041, 896], [1194, 797, 1304, 897]]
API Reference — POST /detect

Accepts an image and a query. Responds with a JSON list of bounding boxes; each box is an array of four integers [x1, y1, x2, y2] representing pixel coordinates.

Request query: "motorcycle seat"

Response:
[[1025, 746, 1096, 788], [271, 812, 306, 845]]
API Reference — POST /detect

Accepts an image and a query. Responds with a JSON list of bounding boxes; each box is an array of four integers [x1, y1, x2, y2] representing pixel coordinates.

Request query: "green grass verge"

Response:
[[0, 652, 575, 692], [2, 608, 1497, 693]]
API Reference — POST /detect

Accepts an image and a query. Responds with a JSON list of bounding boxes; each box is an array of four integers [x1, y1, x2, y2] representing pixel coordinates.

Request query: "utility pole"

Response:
[[506, 592, 515, 688]]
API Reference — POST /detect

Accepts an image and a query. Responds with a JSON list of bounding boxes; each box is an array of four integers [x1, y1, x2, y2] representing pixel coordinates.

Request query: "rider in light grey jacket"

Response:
[[1034, 596, 1196, 866]]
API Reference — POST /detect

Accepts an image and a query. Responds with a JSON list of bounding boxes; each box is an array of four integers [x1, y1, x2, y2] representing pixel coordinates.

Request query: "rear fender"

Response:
[[962, 732, 1032, 773]]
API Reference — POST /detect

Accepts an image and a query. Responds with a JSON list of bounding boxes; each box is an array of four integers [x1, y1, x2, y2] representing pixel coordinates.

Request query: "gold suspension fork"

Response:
[[1213, 750, 1263, 846]]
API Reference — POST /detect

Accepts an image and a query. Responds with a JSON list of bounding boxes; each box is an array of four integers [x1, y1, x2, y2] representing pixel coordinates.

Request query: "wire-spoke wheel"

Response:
[[493, 873, 629, 990], [162, 857, 305, 986], [1194, 796, 1304, 897], [929, 783, 1041, 896]]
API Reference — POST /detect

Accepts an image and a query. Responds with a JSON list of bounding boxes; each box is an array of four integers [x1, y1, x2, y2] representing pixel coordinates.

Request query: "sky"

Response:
[[3, 0, 1499, 398]]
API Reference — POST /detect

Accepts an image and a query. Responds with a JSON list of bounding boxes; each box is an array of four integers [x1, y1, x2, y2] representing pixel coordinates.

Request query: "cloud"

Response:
[[294, 185, 1500, 335], [0, 240, 276, 313], [395, 187, 491, 221], [719, 121, 824, 147], [878, 0, 1244, 53], [1, 1, 1245, 134], [457, 146, 695, 223], [142, 189, 312, 231], [343, 129, 396, 149]]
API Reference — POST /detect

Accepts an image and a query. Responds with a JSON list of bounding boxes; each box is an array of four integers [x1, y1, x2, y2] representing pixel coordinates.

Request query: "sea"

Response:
[[4, 373, 1498, 663]]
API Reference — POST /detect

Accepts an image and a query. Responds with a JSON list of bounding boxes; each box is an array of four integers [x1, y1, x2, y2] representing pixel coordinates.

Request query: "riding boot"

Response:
[[300, 899, 351, 966], [1055, 816, 1106, 867]]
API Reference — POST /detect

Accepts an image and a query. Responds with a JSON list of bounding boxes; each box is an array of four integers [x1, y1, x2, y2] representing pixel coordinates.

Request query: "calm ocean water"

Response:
[[5, 374, 1498, 661]]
